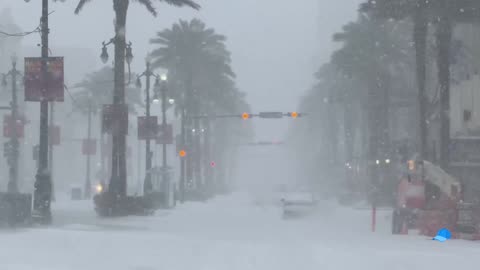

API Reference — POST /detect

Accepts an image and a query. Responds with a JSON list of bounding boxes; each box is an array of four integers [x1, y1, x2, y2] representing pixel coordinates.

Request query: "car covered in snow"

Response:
[[280, 191, 317, 219]]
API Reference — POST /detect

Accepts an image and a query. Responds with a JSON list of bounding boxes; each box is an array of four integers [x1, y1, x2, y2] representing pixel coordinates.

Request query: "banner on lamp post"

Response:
[[3, 114, 26, 138], [137, 116, 158, 140], [24, 57, 64, 102], [102, 104, 129, 135]]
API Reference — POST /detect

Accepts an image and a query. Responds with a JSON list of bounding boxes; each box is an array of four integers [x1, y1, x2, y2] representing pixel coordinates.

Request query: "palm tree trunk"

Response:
[[414, 2, 428, 161], [436, 7, 452, 170], [110, 0, 129, 197]]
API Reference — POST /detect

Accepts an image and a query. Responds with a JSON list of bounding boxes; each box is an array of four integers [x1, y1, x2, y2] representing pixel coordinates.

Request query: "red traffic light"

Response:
[[241, 113, 251, 120], [179, 150, 186, 157], [210, 161, 216, 168]]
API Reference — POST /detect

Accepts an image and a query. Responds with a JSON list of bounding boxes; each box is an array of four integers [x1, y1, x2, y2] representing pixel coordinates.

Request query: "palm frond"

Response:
[[134, 0, 157, 16], [74, 0, 93, 14], [161, 0, 200, 10]]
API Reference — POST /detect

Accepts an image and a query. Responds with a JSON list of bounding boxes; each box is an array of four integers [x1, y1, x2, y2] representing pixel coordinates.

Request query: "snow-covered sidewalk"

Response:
[[1, 193, 479, 270]]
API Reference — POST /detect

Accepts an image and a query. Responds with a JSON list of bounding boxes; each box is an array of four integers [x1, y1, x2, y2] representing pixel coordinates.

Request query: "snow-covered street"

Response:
[[1, 193, 479, 270]]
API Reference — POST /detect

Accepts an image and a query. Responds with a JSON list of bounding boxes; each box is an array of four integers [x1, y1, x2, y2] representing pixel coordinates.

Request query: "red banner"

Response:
[[24, 57, 64, 102], [49, 125, 61, 145], [82, 138, 97, 155], [156, 124, 173, 144], [3, 115, 25, 138], [137, 116, 158, 140], [102, 104, 128, 135]]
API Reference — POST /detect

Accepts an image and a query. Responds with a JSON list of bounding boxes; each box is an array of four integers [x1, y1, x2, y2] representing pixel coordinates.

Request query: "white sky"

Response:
[[1, 0, 362, 140]]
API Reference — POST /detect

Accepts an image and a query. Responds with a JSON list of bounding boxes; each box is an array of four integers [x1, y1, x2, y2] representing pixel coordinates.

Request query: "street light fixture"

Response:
[[100, 39, 133, 65], [125, 42, 134, 65], [168, 99, 175, 105], [100, 44, 109, 64]]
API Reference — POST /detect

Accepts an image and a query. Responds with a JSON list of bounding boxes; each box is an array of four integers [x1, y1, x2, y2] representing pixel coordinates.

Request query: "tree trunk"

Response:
[[110, 0, 129, 197], [414, 2, 428, 161], [436, 7, 452, 170]]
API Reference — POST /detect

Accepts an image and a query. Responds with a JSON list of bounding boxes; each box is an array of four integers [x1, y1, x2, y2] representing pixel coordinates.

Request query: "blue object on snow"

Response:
[[433, 228, 451, 242]]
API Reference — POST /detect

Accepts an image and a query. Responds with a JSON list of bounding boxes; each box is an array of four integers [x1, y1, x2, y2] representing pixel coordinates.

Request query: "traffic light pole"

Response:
[[33, 0, 52, 223], [179, 108, 186, 202]]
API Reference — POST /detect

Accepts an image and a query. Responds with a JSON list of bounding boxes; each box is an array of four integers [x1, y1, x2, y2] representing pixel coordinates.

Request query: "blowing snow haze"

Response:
[[4, 0, 479, 270]]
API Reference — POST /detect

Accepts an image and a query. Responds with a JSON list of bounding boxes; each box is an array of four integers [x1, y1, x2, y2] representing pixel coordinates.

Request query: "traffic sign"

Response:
[[259, 112, 283, 119]]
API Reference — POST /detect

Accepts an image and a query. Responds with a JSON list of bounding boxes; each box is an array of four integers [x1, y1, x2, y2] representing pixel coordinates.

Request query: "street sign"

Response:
[[102, 104, 128, 135], [259, 112, 283, 119], [156, 124, 173, 144], [49, 125, 61, 145], [82, 138, 96, 155], [3, 115, 25, 138], [137, 116, 158, 140], [24, 57, 64, 102]]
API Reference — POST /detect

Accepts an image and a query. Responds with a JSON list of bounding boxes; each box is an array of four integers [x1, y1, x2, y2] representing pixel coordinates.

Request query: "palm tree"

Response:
[[74, 0, 200, 203], [150, 18, 234, 114], [361, 0, 431, 162], [150, 18, 236, 193], [69, 67, 144, 198], [361, 0, 480, 169]]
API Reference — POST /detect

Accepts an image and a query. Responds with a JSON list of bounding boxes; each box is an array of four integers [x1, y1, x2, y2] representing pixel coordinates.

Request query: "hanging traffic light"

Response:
[[179, 149, 186, 158], [210, 161, 216, 168], [241, 113, 251, 120], [287, 112, 299, 118]]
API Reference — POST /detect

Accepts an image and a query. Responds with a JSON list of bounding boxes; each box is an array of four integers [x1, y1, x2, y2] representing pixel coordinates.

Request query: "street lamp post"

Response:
[[98, 37, 133, 204], [2, 57, 22, 193], [159, 75, 169, 195], [136, 61, 158, 195], [32, 0, 52, 224], [85, 94, 93, 199]]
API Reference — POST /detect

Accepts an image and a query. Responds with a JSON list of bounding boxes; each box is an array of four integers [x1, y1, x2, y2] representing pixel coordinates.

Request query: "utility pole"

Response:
[[33, 0, 52, 224]]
